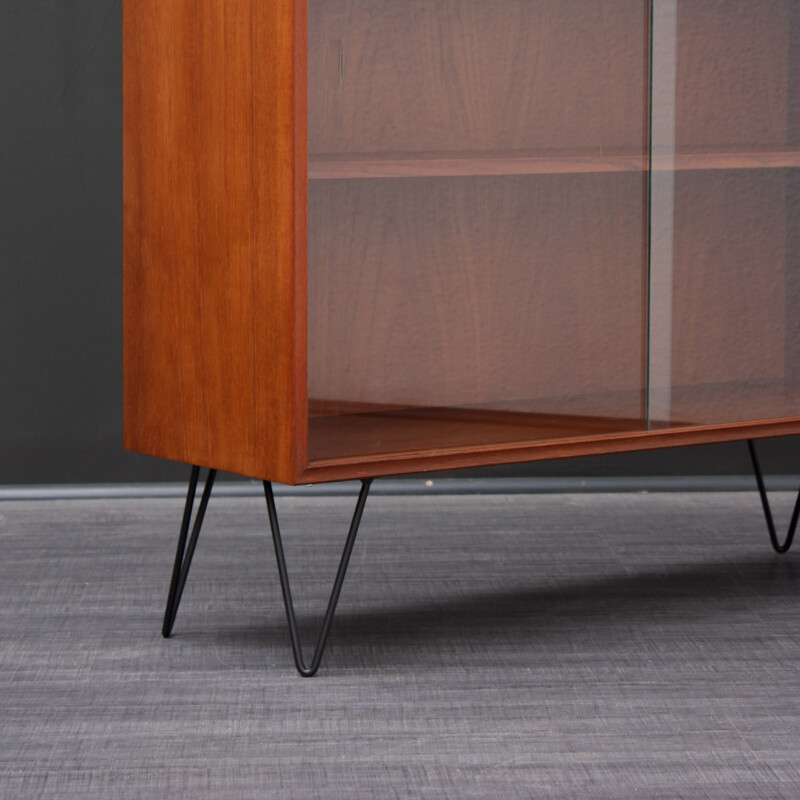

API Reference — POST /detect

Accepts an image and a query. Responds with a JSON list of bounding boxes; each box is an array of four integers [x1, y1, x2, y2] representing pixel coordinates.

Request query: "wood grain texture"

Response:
[[671, 170, 787, 387], [675, 0, 790, 149], [310, 148, 800, 180], [123, 0, 304, 483], [308, 406, 651, 464], [308, 0, 648, 156], [308, 173, 648, 411], [786, 169, 800, 385], [306, 382, 800, 467], [301, 416, 800, 483], [786, 6, 800, 383], [667, 2, 797, 416], [124, 0, 800, 486], [792, 3, 800, 150]]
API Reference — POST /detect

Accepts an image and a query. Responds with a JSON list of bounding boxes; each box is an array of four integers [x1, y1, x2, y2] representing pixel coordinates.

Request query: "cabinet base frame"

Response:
[[160, 448, 795, 676]]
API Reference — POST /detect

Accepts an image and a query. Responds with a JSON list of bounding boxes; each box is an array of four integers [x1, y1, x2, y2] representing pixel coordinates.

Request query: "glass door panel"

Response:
[[648, 0, 800, 428], [307, 0, 651, 464]]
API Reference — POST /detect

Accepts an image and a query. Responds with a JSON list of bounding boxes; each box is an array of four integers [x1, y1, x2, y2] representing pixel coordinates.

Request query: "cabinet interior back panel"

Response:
[[671, 171, 786, 390], [675, 0, 790, 149], [308, 173, 647, 414], [309, 0, 648, 155]]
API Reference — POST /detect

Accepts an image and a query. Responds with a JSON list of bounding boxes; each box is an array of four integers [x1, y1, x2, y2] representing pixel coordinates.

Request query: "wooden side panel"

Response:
[[123, 0, 303, 483], [253, 0, 308, 481]]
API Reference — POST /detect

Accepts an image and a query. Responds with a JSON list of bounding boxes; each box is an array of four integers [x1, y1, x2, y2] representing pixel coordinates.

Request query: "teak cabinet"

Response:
[[124, 1, 800, 486]]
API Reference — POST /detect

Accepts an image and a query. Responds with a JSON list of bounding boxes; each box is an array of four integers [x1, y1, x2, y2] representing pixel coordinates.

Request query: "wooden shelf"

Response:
[[309, 148, 800, 180], [309, 150, 647, 180], [308, 405, 647, 464], [307, 381, 800, 469], [655, 149, 800, 173]]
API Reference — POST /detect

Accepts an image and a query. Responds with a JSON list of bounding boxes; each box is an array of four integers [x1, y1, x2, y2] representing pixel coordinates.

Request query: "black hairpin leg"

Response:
[[161, 468, 371, 676], [747, 440, 798, 554], [162, 465, 217, 637], [263, 478, 372, 677]]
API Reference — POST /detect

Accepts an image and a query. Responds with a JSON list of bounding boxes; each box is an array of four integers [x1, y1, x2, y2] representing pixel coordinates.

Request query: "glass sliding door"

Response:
[[648, 0, 800, 428], [306, 0, 651, 465]]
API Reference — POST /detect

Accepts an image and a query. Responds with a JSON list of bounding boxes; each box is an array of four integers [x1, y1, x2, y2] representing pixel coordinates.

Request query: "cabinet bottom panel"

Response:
[[302, 380, 800, 481]]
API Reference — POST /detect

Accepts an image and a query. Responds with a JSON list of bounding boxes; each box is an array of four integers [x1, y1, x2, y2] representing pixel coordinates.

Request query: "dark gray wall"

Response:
[[0, 2, 796, 485], [0, 1, 179, 484]]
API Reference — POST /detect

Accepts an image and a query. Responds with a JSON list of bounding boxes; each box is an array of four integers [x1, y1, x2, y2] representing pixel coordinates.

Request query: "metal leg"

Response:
[[747, 440, 798, 554], [162, 469, 371, 675], [263, 479, 373, 677], [162, 465, 217, 637]]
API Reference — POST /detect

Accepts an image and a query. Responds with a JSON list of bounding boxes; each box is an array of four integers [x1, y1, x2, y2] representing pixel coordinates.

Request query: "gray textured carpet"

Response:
[[0, 491, 798, 799]]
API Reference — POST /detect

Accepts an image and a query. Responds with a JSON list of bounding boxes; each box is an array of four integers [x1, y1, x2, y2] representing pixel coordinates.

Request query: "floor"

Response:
[[0, 490, 797, 799]]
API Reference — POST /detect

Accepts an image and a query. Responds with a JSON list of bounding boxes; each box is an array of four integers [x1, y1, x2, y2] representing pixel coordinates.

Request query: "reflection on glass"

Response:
[[648, 0, 800, 428], [306, 1, 650, 463]]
